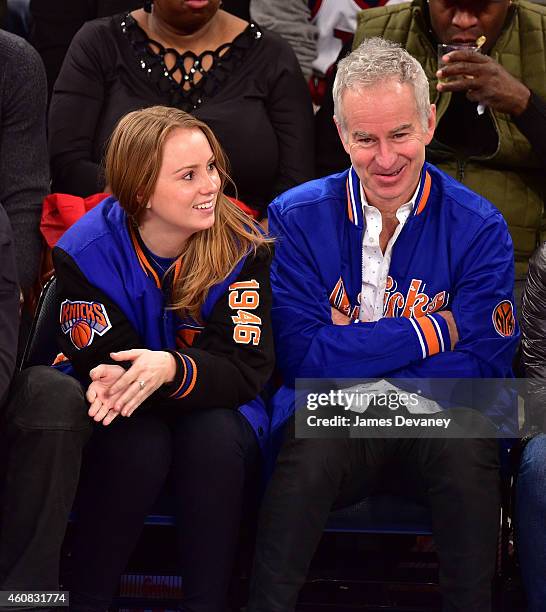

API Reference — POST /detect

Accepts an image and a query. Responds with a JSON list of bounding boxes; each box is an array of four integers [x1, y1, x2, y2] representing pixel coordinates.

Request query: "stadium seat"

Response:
[[20, 276, 59, 370]]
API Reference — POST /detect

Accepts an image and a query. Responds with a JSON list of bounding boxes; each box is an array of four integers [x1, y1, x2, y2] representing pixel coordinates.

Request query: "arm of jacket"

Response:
[[384, 211, 519, 380], [250, 0, 317, 79], [53, 245, 275, 409], [53, 246, 147, 381], [162, 246, 275, 409], [521, 241, 546, 431], [514, 91, 546, 169], [314, 40, 352, 178], [48, 20, 111, 196], [269, 203, 452, 383], [0, 206, 20, 408], [0, 33, 49, 290], [265, 32, 315, 203]]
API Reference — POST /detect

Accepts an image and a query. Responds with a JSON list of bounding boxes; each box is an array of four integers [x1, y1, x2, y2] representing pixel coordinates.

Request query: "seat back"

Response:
[[20, 276, 59, 370], [326, 495, 432, 534]]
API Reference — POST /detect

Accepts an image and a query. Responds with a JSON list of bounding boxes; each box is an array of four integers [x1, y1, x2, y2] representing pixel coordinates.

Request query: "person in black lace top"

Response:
[[48, 0, 314, 218], [29, 0, 249, 101]]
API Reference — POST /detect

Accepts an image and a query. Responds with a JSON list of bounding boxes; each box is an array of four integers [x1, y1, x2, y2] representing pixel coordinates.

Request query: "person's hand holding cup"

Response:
[[437, 43, 479, 84], [435, 35, 530, 116]]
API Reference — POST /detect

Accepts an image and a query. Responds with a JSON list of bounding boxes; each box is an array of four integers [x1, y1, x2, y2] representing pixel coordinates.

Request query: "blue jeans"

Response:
[[517, 433, 546, 612]]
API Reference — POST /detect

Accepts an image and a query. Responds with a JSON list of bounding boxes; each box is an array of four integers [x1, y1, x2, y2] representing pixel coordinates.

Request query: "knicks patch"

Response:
[[60, 299, 112, 349], [492, 300, 515, 337]]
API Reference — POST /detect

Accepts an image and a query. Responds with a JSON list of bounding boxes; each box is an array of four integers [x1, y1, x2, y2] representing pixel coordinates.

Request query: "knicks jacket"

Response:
[[269, 162, 520, 431], [52, 197, 274, 448]]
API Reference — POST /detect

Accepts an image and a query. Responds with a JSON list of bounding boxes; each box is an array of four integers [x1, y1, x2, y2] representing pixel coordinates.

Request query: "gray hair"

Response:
[[333, 37, 431, 136]]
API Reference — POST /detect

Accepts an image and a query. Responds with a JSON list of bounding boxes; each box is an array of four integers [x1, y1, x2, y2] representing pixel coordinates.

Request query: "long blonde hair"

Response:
[[105, 105, 271, 320]]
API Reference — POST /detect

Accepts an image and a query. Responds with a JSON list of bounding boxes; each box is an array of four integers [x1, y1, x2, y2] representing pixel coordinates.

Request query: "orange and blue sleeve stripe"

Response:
[[410, 313, 451, 358], [166, 351, 198, 399], [329, 277, 351, 315]]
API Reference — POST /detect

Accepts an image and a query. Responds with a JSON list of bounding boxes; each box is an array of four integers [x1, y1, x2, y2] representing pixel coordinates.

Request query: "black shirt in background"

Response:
[[29, 0, 249, 100], [434, 93, 498, 158], [48, 15, 314, 215]]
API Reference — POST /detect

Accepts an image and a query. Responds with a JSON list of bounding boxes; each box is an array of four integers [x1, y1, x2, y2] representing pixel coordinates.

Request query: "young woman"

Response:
[[53, 105, 274, 611]]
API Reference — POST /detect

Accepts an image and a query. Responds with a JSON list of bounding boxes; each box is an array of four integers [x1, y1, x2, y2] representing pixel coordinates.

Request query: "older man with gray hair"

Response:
[[247, 38, 519, 611]]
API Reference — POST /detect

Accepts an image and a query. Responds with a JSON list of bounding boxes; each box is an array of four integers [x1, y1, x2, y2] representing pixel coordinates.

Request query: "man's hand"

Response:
[[106, 349, 177, 417], [437, 311, 459, 350], [331, 307, 352, 325], [86, 364, 126, 425], [436, 50, 531, 116]]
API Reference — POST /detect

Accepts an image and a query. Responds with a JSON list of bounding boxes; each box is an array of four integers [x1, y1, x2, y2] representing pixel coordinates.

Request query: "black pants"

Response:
[[248, 411, 500, 612], [69, 405, 261, 612], [0, 366, 91, 590]]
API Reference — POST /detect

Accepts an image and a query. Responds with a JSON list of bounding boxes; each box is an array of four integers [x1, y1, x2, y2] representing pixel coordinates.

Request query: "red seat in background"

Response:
[[40, 192, 259, 249]]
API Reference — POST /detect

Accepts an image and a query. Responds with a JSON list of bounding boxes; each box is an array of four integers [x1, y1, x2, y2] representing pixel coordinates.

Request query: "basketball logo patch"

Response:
[[60, 300, 112, 349], [492, 300, 515, 337]]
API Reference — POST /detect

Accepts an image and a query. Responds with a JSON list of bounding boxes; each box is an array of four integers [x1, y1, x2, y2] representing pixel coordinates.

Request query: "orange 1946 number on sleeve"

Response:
[[228, 280, 262, 345]]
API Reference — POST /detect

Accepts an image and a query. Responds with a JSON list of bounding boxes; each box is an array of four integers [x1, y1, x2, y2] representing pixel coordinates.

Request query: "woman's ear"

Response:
[[136, 189, 151, 208]]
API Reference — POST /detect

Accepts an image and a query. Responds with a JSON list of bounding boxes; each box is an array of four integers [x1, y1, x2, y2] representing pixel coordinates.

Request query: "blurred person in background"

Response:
[[30, 0, 254, 99], [48, 0, 314, 220], [250, 0, 317, 79], [30, 0, 142, 100], [0, 28, 47, 295], [308, 0, 407, 104], [517, 243, 546, 612], [0, 29, 90, 593]]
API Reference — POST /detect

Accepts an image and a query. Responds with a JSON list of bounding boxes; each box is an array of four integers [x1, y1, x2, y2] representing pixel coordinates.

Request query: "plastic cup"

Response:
[[437, 43, 479, 83]]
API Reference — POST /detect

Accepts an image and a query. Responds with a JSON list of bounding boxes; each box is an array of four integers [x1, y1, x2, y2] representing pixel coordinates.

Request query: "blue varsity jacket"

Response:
[[269, 163, 520, 433], [54, 197, 274, 449]]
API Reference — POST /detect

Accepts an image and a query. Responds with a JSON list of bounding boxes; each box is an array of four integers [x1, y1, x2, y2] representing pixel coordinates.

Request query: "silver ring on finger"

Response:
[[138, 380, 146, 391]]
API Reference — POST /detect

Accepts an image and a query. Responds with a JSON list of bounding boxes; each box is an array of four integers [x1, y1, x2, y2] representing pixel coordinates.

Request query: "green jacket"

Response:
[[354, 0, 546, 278]]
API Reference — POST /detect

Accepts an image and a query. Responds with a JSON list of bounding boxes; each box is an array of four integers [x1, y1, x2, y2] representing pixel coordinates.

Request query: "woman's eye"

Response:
[[207, 162, 216, 172], [183, 171, 194, 180]]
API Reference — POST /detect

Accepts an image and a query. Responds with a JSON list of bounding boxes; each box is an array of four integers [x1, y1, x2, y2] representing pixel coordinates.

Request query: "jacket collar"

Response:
[[129, 222, 182, 289], [345, 164, 432, 227]]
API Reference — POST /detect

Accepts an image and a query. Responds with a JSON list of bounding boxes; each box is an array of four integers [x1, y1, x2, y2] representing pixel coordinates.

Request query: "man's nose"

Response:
[[452, 8, 479, 30], [375, 141, 397, 169]]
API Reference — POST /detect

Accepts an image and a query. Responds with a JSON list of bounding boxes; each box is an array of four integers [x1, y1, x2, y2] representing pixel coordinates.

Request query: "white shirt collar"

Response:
[[359, 179, 421, 220]]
